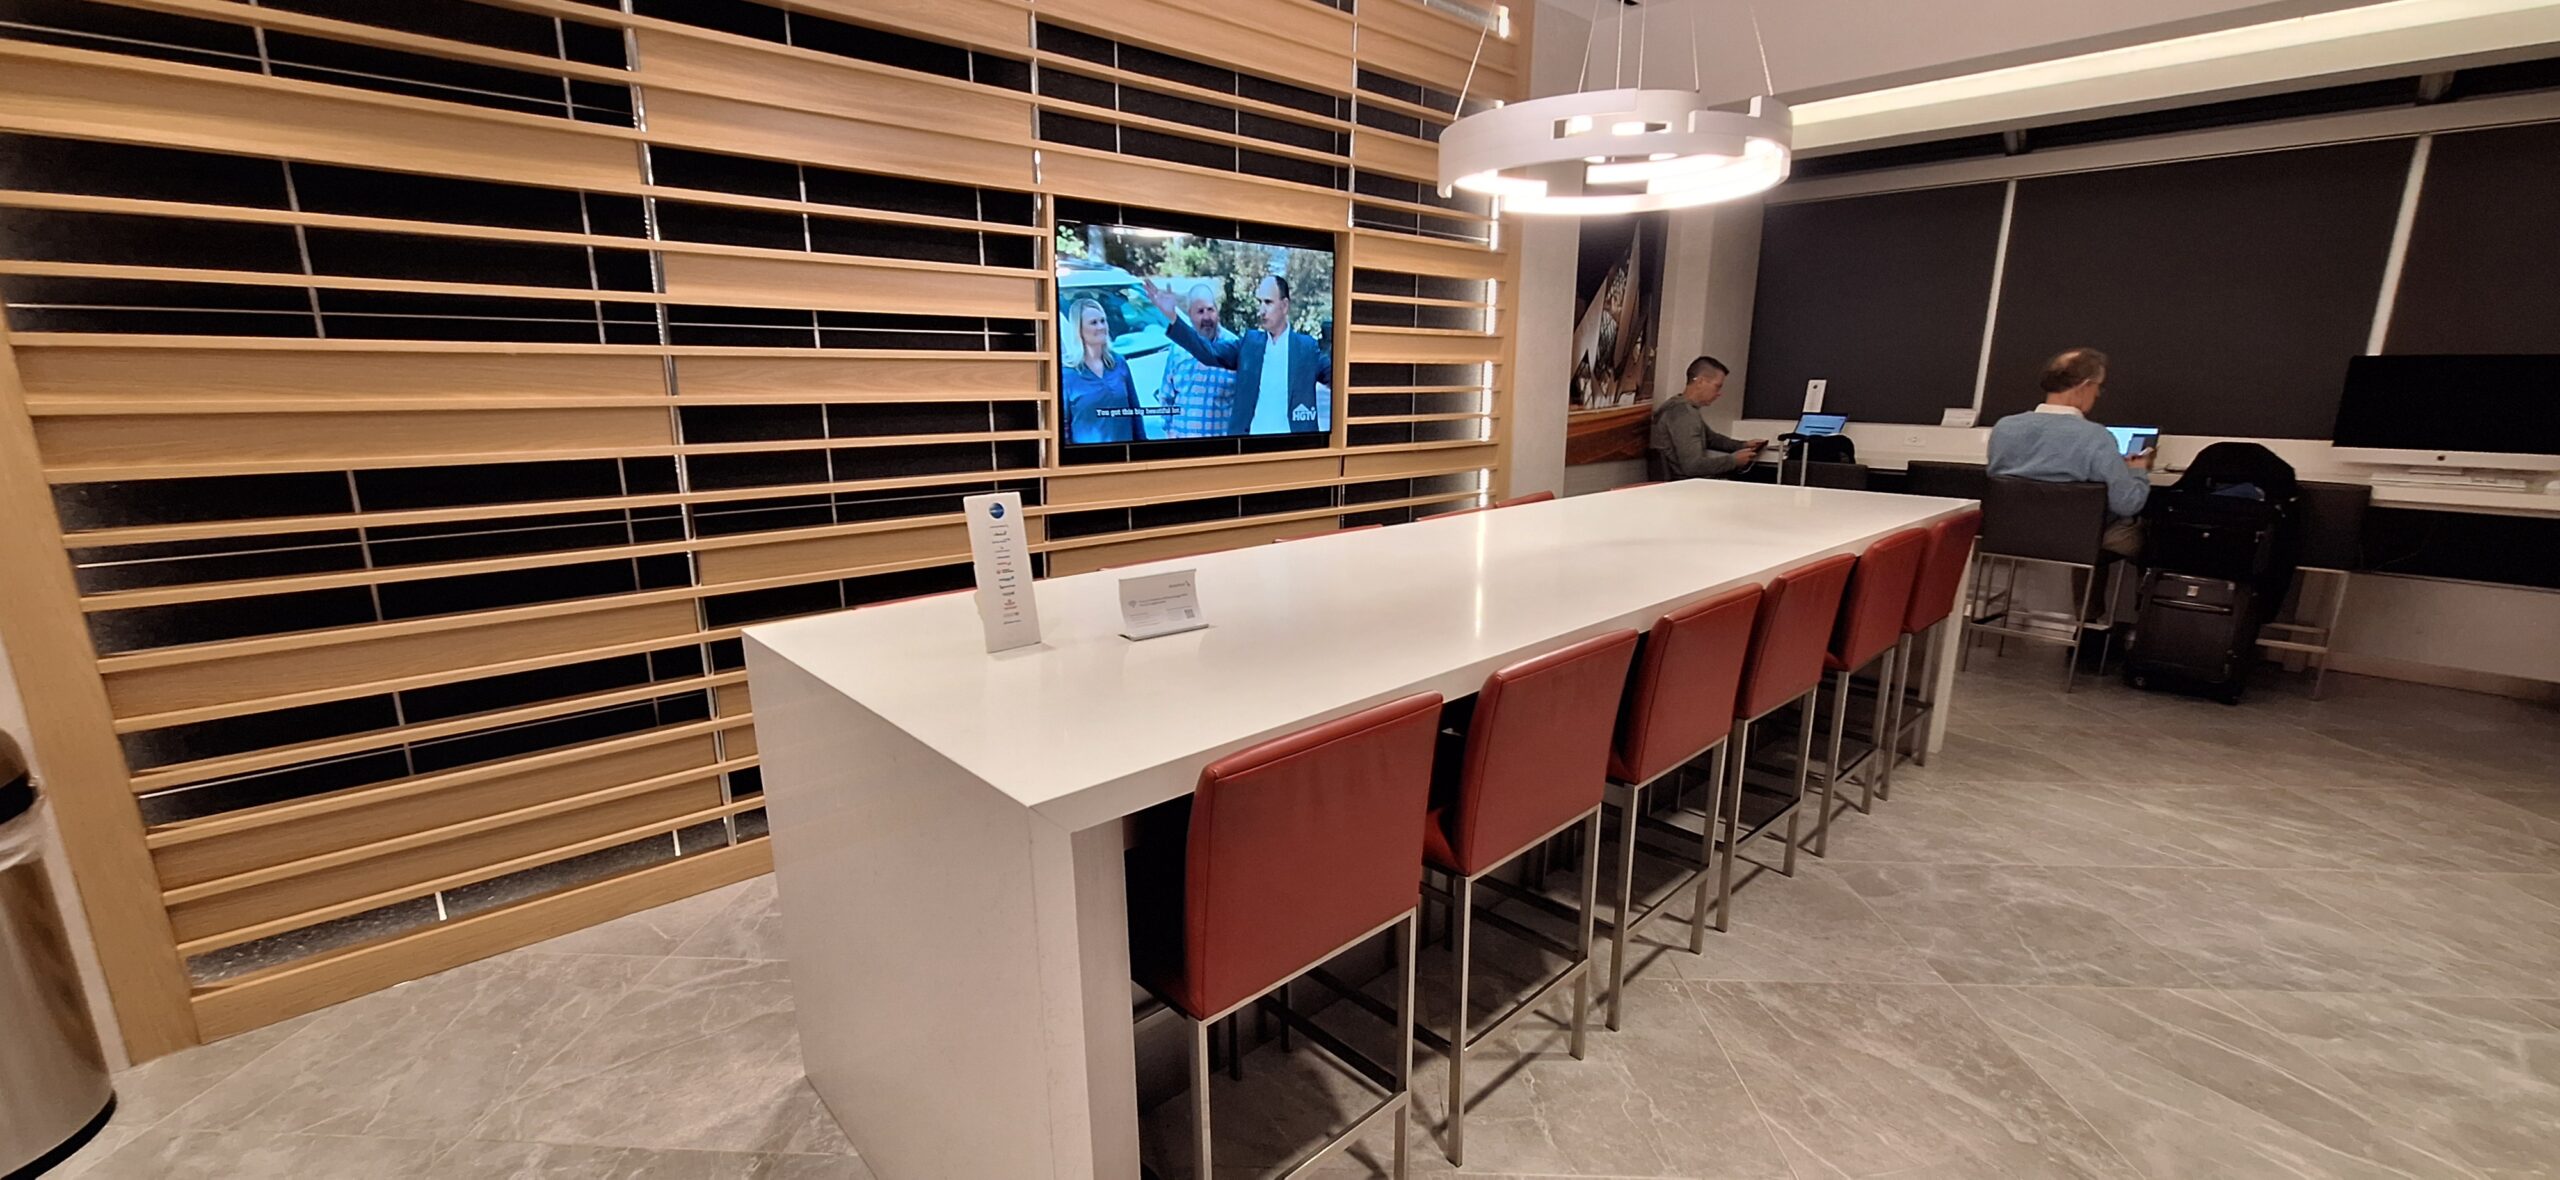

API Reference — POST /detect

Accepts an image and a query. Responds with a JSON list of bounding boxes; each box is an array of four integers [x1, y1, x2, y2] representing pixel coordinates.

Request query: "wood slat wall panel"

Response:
[[190, 840, 772, 1040], [101, 600, 703, 721], [36, 408, 675, 479], [17, 351, 666, 409], [167, 779, 728, 948], [0, 45, 639, 191], [785, 0, 1032, 52], [658, 254, 1043, 318], [642, 90, 1034, 191], [1356, 1, 1522, 100], [0, 0, 1516, 1055], [1039, 148, 1349, 232], [1037, 0, 1353, 94], [631, 30, 1033, 147]]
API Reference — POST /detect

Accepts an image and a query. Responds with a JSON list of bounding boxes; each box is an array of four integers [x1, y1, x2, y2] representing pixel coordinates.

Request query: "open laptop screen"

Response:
[[2106, 426, 2160, 457], [1795, 413, 1848, 437]]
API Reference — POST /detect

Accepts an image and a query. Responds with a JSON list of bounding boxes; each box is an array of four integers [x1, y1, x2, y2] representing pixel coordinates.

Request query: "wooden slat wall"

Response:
[[0, 0, 1525, 1057]]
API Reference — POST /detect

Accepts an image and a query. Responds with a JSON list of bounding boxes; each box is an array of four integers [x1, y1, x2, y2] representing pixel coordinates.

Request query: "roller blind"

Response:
[[1743, 182, 2008, 424], [1982, 139, 2412, 437], [2386, 121, 2560, 354]]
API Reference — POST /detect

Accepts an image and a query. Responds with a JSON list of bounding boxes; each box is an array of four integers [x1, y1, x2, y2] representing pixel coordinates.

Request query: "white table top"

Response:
[[746, 480, 1974, 831]]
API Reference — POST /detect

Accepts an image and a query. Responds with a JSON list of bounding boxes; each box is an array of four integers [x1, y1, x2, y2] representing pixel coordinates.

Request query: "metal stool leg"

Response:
[[1393, 915, 1416, 1180], [1815, 669, 1849, 855], [1783, 693, 1811, 876], [1445, 875, 1472, 1167], [1607, 781, 1641, 1031], [1573, 809, 1599, 1059], [1866, 645, 1895, 811], [1693, 742, 1725, 949], [1189, 1014, 1213, 1180]]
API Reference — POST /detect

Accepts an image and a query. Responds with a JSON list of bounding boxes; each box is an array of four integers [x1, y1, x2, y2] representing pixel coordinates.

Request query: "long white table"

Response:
[[743, 480, 1976, 1179]]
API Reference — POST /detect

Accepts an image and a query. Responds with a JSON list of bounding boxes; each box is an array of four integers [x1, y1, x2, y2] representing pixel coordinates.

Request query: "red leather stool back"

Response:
[[1438, 630, 1640, 875], [1165, 692, 1443, 1018], [1828, 529, 1929, 671], [1495, 491, 1556, 508], [1609, 585, 1762, 786], [1902, 510, 1982, 634], [1734, 554, 1857, 720]]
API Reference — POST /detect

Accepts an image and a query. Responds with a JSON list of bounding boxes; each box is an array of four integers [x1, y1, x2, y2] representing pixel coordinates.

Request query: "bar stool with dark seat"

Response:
[[2260, 481, 2369, 697], [1885, 509, 1982, 783], [1598, 584, 1762, 1029], [1810, 529, 1928, 854], [1423, 630, 1639, 1166], [1722, 554, 1857, 906], [1128, 693, 1445, 1180], [1776, 459, 1871, 490], [1904, 460, 1989, 503], [1966, 476, 2114, 690]]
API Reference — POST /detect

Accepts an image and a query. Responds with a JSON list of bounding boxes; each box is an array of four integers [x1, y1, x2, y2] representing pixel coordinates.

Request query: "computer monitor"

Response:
[[1795, 413, 1848, 437], [2106, 426, 2159, 458], [2331, 355, 2560, 471]]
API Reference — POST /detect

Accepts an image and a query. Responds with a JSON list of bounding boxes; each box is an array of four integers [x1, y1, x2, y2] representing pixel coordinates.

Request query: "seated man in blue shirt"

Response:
[[1986, 347, 2153, 559]]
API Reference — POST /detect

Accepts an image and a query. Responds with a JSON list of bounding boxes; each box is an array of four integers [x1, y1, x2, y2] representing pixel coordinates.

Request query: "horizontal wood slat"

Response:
[[657, 253, 1043, 318], [631, 29, 1033, 148], [1344, 441, 1499, 479], [1343, 327, 1504, 365], [1037, 0, 1353, 95], [643, 89, 1033, 191], [1353, 130, 1441, 183], [1352, 232, 1505, 282], [17, 349, 663, 409], [786, 0, 1033, 52], [1040, 147, 1348, 232], [1357, 0, 1521, 100], [189, 840, 771, 1041], [36, 408, 674, 480], [0, 43, 639, 191], [1044, 455, 1344, 507]]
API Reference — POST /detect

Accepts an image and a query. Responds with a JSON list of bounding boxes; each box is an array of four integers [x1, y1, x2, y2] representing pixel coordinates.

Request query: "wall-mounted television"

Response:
[[1055, 222, 1335, 445]]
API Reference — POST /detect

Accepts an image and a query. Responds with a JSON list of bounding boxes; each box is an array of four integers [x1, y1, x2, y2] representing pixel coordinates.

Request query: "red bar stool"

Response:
[[1128, 693, 1444, 1180], [1885, 509, 1982, 787], [1722, 554, 1857, 903], [1599, 584, 1762, 1030], [1423, 629, 1639, 1166], [1494, 490, 1556, 507], [1810, 528, 1930, 854]]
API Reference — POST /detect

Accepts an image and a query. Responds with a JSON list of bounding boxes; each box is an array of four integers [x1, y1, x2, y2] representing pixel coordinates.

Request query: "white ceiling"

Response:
[[1533, 0, 2391, 102]]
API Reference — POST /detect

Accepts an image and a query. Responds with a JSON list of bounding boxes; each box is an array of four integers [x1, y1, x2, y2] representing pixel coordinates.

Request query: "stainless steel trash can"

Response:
[[0, 732, 116, 1178]]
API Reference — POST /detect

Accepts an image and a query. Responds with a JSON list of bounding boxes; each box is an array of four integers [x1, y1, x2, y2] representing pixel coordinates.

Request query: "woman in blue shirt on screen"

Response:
[[1063, 296, 1139, 444]]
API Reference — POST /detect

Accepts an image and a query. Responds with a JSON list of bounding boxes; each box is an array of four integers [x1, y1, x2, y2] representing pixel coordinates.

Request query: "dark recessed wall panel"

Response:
[[1743, 182, 2008, 423], [1983, 140, 2412, 437], [2386, 121, 2560, 355]]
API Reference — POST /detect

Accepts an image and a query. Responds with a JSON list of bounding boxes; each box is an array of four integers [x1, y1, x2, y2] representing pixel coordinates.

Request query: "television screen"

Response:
[[1055, 222, 1336, 445]]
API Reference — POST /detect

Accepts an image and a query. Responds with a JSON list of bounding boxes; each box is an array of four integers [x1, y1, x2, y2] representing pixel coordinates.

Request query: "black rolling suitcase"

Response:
[[2127, 573, 2257, 704]]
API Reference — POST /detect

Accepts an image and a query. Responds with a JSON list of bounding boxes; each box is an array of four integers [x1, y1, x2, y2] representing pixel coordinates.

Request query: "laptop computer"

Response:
[[2107, 426, 2160, 457], [1795, 413, 1848, 437]]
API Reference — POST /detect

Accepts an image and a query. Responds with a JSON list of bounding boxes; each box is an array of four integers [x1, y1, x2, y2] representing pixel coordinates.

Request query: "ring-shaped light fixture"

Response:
[[1438, 90, 1792, 215]]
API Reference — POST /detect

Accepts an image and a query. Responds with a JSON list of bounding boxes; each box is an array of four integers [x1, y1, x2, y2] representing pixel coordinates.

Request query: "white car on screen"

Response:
[[1058, 261, 1178, 439]]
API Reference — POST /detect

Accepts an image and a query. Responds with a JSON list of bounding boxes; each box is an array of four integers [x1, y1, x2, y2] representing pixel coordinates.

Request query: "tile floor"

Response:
[[53, 653, 2560, 1179]]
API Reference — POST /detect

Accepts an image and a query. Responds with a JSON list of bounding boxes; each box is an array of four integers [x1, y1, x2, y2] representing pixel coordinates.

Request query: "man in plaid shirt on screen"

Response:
[[1158, 281, 1237, 439]]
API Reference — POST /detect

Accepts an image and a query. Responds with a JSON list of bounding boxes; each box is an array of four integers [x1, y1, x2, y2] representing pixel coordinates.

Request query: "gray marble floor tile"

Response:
[[2295, 786, 2560, 873], [2307, 721, 2560, 793], [1837, 863, 2205, 987], [103, 1013, 311, 1128], [2170, 724, 2453, 791], [1962, 985, 2486, 1179], [1645, 863, 1940, 985], [2260, 871, 2560, 998], [49, 1124, 144, 1180], [528, 879, 754, 958], [424, 1139, 877, 1178], [2079, 866, 2560, 997], [2003, 722, 2264, 786], [667, 876, 788, 961], [71, 1127, 451, 1180], [164, 951, 653, 1139], [2040, 783, 2434, 871], [472, 957, 850, 1156], [1884, 725, 2096, 786], [1690, 981, 2139, 1179], [2500, 871, 2560, 912], [2217, 990, 2560, 1177]]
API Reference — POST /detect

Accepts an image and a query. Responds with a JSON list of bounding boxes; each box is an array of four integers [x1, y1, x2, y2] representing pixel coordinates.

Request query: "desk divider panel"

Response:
[[0, 0, 1526, 1057]]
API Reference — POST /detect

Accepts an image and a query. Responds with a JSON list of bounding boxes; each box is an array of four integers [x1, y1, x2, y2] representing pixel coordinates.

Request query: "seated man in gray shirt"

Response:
[[1986, 347, 2153, 559], [1650, 356, 1767, 479]]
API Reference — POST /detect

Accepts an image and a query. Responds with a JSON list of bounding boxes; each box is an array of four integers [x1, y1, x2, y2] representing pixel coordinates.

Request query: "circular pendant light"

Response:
[[1437, 90, 1791, 215]]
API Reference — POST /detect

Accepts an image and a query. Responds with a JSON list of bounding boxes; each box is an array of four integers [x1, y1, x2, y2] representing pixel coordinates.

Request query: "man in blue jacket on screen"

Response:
[[1146, 274, 1332, 436], [1987, 346, 2153, 559]]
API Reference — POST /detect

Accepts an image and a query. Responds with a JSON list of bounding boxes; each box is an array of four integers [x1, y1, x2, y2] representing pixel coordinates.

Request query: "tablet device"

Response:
[[2107, 426, 2159, 457], [1796, 413, 1848, 437]]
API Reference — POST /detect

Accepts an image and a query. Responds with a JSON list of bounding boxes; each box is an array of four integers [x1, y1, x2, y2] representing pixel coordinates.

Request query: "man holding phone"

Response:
[[1987, 347, 2153, 558]]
